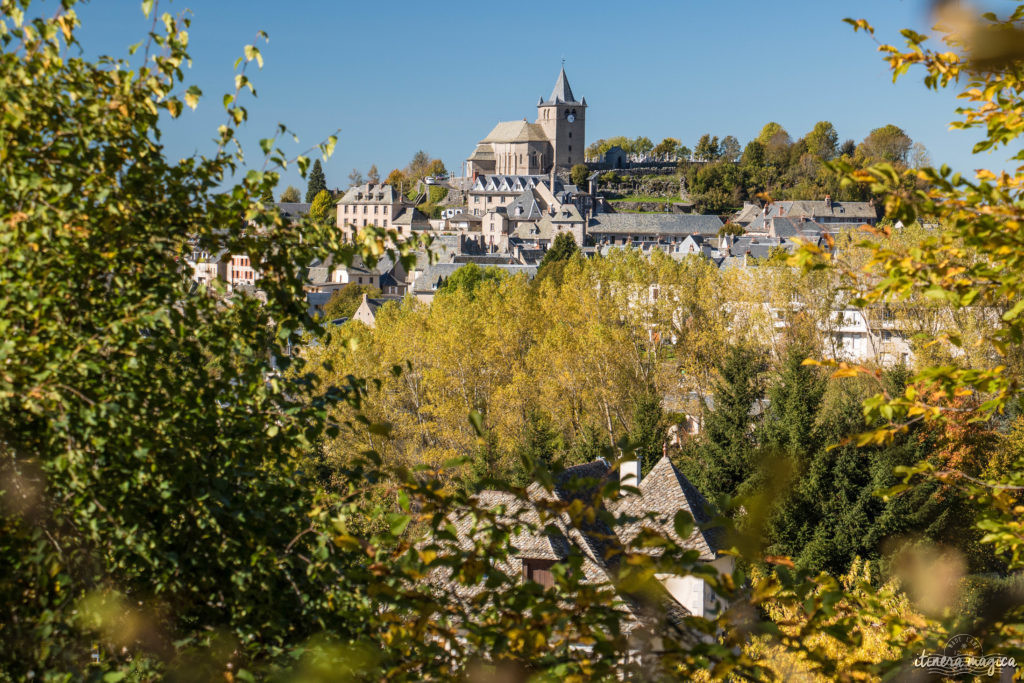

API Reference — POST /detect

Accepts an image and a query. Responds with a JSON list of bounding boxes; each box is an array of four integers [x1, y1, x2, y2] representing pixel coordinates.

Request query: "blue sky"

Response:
[[71, 0, 1011, 194]]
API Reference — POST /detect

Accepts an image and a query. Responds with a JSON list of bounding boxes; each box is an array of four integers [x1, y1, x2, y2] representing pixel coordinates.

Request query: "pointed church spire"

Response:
[[546, 66, 576, 104]]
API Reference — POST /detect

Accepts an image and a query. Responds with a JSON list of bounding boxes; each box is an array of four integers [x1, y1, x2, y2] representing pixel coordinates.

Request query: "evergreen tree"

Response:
[[566, 423, 611, 469], [755, 348, 832, 562], [692, 344, 766, 501], [761, 365, 998, 576], [628, 389, 666, 477], [761, 345, 827, 456], [517, 409, 565, 473], [539, 233, 579, 267], [694, 134, 721, 161], [305, 159, 327, 202]]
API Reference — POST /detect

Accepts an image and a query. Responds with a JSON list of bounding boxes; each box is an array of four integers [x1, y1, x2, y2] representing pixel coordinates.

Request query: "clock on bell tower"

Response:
[[536, 66, 586, 172]]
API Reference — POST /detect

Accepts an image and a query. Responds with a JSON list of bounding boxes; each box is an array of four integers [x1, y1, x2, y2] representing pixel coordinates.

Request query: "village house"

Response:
[[336, 182, 419, 240], [741, 196, 877, 236], [436, 454, 730, 628], [410, 262, 538, 303], [351, 292, 401, 328], [587, 213, 723, 246], [185, 247, 229, 287], [304, 254, 383, 294]]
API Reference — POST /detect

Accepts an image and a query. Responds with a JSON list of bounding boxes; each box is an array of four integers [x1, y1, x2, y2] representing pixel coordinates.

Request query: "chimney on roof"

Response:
[[620, 456, 641, 492], [824, 194, 832, 209]]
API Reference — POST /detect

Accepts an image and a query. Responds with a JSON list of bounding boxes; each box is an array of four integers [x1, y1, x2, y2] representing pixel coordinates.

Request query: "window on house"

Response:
[[522, 559, 556, 589]]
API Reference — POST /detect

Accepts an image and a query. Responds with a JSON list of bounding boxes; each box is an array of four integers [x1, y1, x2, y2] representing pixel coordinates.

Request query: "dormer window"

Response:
[[522, 559, 555, 588]]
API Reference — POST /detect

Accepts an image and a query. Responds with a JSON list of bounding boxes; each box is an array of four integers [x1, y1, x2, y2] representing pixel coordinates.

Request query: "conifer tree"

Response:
[[628, 389, 665, 477], [755, 346, 830, 562], [693, 344, 766, 501], [539, 233, 579, 267], [305, 159, 327, 202]]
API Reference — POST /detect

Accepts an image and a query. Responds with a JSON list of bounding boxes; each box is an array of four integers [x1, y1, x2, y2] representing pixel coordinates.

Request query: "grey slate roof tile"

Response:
[[588, 213, 723, 237]]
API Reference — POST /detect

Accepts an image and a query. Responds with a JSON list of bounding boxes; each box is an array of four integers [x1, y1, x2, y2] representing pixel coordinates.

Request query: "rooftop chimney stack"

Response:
[[620, 457, 641, 492]]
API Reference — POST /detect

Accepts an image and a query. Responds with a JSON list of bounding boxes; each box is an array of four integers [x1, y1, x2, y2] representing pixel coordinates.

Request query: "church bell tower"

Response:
[[536, 66, 586, 172]]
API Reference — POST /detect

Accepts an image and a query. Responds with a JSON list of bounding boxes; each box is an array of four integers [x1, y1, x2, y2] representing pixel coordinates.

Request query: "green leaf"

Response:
[[141, 0, 154, 18], [387, 513, 410, 537], [468, 410, 484, 436], [673, 510, 694, 541], [244, 44, 264, 69], [184, 85, 201, 110], [1003, 299, 1024, 321]]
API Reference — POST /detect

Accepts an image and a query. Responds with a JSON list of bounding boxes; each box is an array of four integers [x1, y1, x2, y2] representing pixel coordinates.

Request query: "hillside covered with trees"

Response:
[[590, 121, 927, 214]]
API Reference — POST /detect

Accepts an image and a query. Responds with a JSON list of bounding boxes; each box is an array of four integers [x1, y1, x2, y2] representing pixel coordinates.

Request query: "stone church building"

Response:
[[466, 67, 586, 178]]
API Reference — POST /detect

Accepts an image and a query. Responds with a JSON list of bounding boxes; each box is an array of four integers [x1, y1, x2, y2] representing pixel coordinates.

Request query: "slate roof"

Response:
[[481, 120, 550, 144], [588, 213, 723, 237], [430, 457, 724, 626], [448, 212, 483, 223], [392, 207, 430, 228], [467, 143, 495, 161], [337, 182, 400, 205], [470, 175, 577, 197], [547, 204, 583, 223], [767, 199, 876, 221], [611, 455, 724, 562], [731, 202, 763, 226], [511, 220, 550, 241], [544, 67, 580, 105], [452, 254, 520, 265], [506, 189, 544, 221], [412, 262, 538, 294], [275, 202, 310, 222], [769, 216, 813, 238], [362, 295, 400, 314]]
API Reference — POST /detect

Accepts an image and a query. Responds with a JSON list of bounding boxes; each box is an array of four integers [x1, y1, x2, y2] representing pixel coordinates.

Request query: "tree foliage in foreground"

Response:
[[790, 4, 1024, 667], [0, 5, 774, 679]]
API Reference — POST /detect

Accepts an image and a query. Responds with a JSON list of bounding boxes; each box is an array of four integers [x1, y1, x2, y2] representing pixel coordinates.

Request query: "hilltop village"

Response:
[[188, 67, 902, 365]]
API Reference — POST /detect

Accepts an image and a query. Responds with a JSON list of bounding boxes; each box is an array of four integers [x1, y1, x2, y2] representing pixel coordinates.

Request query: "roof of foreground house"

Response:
[[428, 456, 725, 628], [611, 455, 724, 562]]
